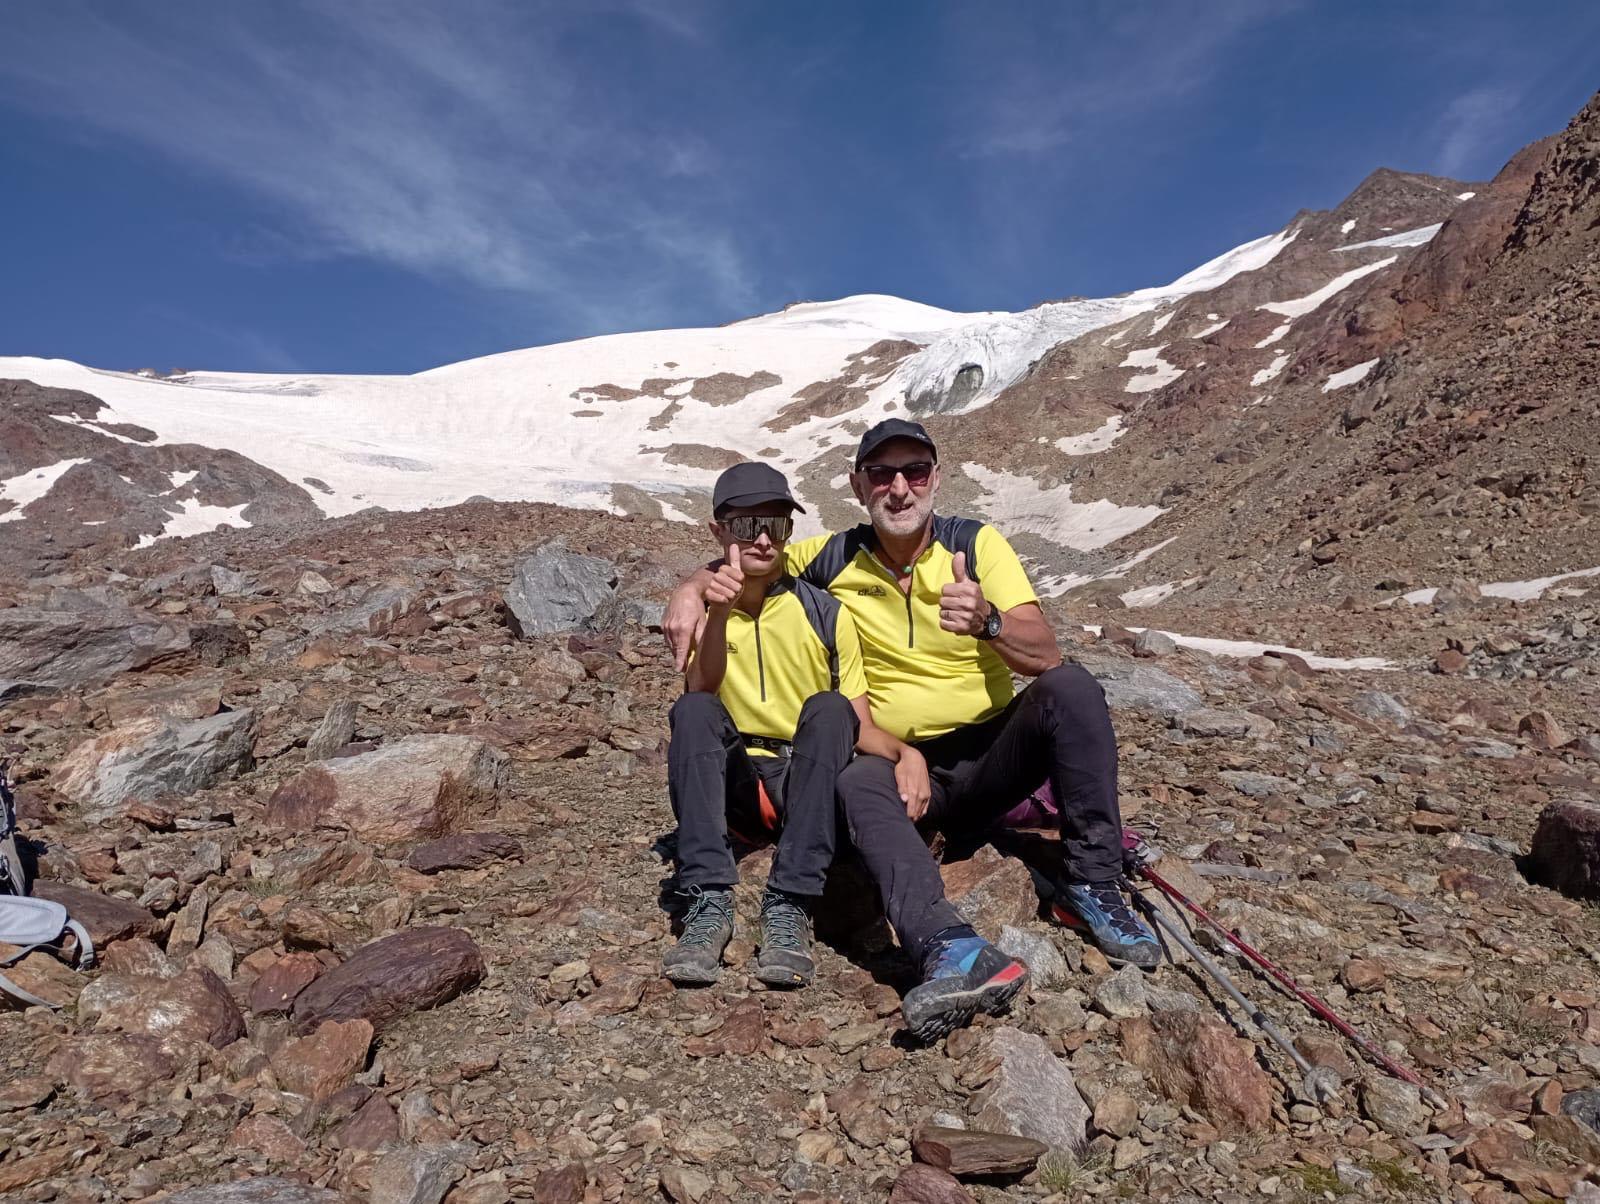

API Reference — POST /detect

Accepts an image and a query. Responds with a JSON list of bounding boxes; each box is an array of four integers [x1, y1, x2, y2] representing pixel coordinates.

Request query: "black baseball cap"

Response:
[[854, 418, 938, 469], [712, 462, 806, 518]]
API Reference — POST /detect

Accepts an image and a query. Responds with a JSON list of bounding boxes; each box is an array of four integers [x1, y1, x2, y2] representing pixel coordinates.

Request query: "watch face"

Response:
[[983, 609, 1002, 639]]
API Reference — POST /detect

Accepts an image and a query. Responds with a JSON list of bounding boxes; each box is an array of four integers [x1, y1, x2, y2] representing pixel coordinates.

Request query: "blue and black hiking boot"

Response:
[[755, 887, 815, 988], [1051, 880, 1162, 969], [901, 928, 1029, 1043], [663, 885, 735, 986]]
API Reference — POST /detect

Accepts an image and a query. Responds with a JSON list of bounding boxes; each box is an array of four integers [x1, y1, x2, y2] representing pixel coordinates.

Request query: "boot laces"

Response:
[[678, 885, 731, 946], [760, 890, 807, 950], [1083, 882, 1149, 940]]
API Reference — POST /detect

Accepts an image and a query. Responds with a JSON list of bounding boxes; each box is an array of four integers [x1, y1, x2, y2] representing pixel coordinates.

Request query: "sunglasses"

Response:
[[722, 514, 794, 542], [859, 460, 935, 488]]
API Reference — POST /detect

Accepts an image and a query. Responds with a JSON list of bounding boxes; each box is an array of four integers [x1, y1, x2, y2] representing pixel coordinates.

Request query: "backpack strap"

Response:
[[930, 514, 986, 584], [793, 580, 841, 692], [0, 968, 59, 1010], [797, 525, 873, 591], [66, 920, 96, 970]]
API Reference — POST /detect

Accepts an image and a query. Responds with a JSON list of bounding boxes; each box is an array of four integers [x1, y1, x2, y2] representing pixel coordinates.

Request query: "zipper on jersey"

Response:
[[753, 613, 766, 700]]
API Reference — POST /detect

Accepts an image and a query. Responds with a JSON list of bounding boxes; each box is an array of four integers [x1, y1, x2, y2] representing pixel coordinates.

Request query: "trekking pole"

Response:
[[1121, 830, 1446, 1109], [1127, 887, 1340, 1103]]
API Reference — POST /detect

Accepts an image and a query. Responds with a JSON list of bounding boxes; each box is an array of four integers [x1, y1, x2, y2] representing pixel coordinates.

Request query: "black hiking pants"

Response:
[[667, 690, 858, 897], [836, 663, 1122, 963]]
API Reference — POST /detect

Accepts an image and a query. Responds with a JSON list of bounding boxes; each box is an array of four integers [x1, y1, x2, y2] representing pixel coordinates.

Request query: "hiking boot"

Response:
[[1051, 880, 1161, 969], [901, 929, 1028, 1043], [662, 885, 735, 986], [755, 887, 814, 988]]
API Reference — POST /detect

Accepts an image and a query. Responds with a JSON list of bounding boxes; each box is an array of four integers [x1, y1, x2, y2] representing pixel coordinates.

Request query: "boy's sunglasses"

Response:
[[860, 460, 935, 488], [722, 514, 794, 542]]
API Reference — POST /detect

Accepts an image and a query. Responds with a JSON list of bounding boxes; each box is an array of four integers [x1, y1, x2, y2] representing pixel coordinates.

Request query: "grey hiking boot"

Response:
[[755, 887, 815, 988], [663, 885, 735, 986]]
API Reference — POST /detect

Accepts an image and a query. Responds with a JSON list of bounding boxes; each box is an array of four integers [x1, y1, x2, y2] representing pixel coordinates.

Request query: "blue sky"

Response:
[[1, 1, 1595, 375]]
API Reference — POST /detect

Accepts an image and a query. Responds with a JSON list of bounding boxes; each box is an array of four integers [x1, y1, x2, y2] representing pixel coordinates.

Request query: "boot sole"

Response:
[[754, 961, 814, 989], [903, 961, 1028, 1043], [663, 963, 722, 986]]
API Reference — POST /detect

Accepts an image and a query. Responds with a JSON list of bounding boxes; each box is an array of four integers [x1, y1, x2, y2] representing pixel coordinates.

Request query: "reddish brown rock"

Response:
[[531, 1162, 586, 1203], [48, 1033, 177, 1100], [1518, 709, 1571, 750], [30, 881, 157, 946], [912, 1125, 1047, 1177], [93, 966, 246, 1052], [406, 830, 524, 874], [940, 845, 1038, 933], [1527, 798, 1600, 900], [329, 1091, 401, 1151], [270, 1018, 373, 1101], [265, 734, 508, 844], [249, 951, 325, 1014], [1434, 648, 1469, 675], [292, 926, 484, 1034], [1121, 1011, 1274, 1134], [231, 1113, 307, 1161], [890, 1164, 976, 1204]]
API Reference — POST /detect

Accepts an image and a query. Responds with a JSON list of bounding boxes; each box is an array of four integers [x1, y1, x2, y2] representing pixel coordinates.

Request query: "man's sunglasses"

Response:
[[722, 514, 794, 542], [859, 460, 935, 488]]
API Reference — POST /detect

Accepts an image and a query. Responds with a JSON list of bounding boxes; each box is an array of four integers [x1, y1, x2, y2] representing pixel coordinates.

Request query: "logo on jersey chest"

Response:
[[857, 584, 887, 597]]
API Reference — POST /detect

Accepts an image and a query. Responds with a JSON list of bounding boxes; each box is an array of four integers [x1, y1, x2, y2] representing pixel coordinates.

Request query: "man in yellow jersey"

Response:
[[665, 462, 931, 990], [667, 420, 1156, 1041]]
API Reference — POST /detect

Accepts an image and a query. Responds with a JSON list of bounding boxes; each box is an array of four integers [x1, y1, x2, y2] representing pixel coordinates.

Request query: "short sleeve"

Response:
[[784, 533, 831, 578], [834, 608, 870, 701], [975, 526, 1038, 612]]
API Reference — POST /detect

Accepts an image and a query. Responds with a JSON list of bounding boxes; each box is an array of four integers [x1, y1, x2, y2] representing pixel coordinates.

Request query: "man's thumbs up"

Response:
[[940, 548, 987, 635], [726, 542, 742, 574]]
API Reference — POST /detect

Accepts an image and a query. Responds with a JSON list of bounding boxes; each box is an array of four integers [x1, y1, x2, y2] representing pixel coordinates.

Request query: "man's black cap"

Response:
[[854, 418, 938, 469], [712, 462, 806, 518]]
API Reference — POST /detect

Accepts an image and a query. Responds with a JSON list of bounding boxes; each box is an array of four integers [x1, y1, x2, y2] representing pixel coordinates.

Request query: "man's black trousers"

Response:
[[835, 663, 1122, 963]]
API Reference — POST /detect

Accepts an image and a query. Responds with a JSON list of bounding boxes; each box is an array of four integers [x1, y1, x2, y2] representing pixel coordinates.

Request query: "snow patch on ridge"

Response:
[[0, 458, 90, 522], [962, 464, 1165, 551], [1252, 353, 1289, 386], [1054, 416, 1124, 456], [1120, 345, 1184, 393], [1334, 224, 1441, 252], [1258, 257, 1397, 319], [1081, 625, 1394, 671], [1402, 565, 1600, 605], [134, 498, 252, 548], [1322, 359, 1378, 391]]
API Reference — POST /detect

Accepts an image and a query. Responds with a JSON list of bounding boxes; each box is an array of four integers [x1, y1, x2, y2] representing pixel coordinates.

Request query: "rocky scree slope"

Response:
[[0, 498, 1598, 1202]]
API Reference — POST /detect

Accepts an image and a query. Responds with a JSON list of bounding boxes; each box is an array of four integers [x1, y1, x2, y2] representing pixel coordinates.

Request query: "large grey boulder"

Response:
[[1070, 650, 1202, 718], [971, 1027, 1090, 1153], [504, 542, 618, 638], [0, 606, 196, 689], [53, 709, 257, 822]]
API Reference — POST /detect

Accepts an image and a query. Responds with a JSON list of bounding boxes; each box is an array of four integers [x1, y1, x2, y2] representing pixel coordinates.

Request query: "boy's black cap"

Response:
[[854, 418, 938, 469], [711, 462, 806, 518]]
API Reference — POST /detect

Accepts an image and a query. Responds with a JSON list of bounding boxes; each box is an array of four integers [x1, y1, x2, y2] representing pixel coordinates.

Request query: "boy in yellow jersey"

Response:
[[667, 420, 1154, 1041], [665, 462, 928, 989]]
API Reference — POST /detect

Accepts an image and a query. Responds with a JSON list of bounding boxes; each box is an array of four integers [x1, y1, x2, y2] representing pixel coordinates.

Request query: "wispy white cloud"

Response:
[[0, 0, 755, 334], [958, 1, 1299, 159], [1433, 85, 1522, 179]]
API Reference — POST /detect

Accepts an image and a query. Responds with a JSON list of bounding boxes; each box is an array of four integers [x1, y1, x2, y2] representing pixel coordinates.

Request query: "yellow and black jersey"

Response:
[[785, 515, 1038, 743], [692, 576, 869, 755]]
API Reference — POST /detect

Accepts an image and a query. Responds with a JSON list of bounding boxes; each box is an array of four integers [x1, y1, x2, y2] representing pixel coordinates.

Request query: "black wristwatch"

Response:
[[976, 605, 1002, 641]]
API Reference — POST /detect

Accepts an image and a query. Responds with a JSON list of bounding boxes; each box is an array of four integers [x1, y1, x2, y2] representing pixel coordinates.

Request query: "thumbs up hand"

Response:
[[704, 540, 745, 612], [939, 550, 990, 636]]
